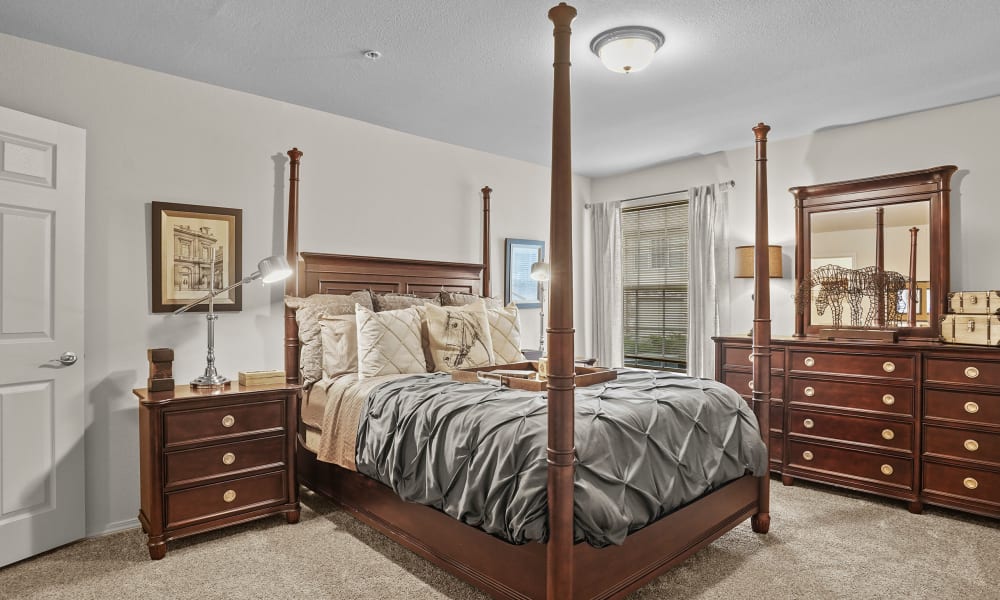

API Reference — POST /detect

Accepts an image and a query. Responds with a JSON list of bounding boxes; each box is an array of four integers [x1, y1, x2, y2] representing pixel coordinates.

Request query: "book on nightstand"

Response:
[[238, 370, 286, 386]]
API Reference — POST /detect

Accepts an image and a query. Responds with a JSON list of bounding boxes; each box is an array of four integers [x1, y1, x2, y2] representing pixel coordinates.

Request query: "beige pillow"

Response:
[[285, 291, 373, 385], [319, 314, 358, 379], [423, 300, 495, 372], [355, 304, 427, 379], [372, 292, 441, 312], [438, 290, 503, 311], [487, 303, 526, 365]]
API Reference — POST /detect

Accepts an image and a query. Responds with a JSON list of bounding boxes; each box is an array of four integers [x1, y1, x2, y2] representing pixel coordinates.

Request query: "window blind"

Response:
[[621, 199, 689, 371]]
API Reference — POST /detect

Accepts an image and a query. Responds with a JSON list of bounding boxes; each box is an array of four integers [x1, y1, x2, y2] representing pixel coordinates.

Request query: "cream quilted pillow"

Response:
[[487, 303, 525, 365], [423, 300, 495, 372], [319, 314, 358, 379], [355, 304, 427, 379], [285, 291, 373, 386]]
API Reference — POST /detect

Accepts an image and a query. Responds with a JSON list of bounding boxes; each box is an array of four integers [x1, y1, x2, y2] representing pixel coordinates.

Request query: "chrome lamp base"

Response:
[[190, 373, 229, 389]]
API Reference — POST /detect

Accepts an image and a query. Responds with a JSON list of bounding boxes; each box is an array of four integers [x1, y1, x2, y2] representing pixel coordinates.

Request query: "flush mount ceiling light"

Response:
[[590, 26, 665, 74]]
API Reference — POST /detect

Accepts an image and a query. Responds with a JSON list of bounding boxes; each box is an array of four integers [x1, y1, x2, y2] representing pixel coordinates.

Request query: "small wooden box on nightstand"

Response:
[[134, 382, 301, 559]]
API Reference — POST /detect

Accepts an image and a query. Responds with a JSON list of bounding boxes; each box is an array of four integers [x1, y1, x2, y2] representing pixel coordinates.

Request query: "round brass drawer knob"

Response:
[[964, 439, 980, 452], [222, 452, 236, 465], [882, 394, 895, 406], [964, 477, 979, 490], [223, 489, 237, 503], [880, 464, 894, 476], [802, 450, 814, 461], [881, 429, 895, 441], [804, 357, 815, 367], [965, 366, 980, 379], [803, 418, 815, 429], [882, 361, 896, 373], [221, 415, 236, 428], [965, 402, 980, 414], [748, 381, 754, 391], [748, 353, 754, 363], [804, 386, 816, 397]]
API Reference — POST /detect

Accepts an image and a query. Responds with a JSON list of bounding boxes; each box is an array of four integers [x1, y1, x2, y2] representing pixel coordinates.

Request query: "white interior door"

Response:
[[0, 105, 86, 566]]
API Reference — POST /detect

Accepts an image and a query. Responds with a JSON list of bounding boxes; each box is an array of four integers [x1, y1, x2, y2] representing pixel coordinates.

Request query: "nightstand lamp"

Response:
[[735, 245, 782, 335], [174, 253, 292, 388]]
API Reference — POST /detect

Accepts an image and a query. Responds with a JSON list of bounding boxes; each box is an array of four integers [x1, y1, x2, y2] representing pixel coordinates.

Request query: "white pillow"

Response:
[[487, 303, 526, 365], [423, 300, 495, 372], [319, 314, 358, 379], [355, 304, 427, 379]]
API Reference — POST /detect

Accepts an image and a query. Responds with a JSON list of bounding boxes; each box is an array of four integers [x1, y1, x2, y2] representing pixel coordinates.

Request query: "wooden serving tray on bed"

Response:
[[451, 361, 616, 391]]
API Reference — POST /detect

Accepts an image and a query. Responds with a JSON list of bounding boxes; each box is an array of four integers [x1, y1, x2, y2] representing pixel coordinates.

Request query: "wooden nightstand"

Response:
[[134, 382, 300, 559]]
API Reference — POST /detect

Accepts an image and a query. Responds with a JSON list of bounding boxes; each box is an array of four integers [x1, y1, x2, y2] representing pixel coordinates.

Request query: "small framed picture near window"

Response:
[[152, 202, 242, 313], [504, 238, 545, 308]]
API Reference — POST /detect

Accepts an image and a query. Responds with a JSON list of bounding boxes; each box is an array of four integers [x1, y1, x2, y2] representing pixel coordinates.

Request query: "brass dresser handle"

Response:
[[964, 439, 980, 452], [222, 452, 236, 465], [223, 489, 237, 503], [748, 381, 754, 391], [804, 386, 815, 397], [963, 477, 979, 490], [802, 450, 814, 461], [882, 361, 896, 373], [748, 353, 754, 363], [804, 357, 815, 367], [803, 418, 815, 429], [880, 464, 894, 476], [881, 429, 895, 441], [965, 366, 980, 379], [964, 402, 980, 414], [221, 415, 236, 428], [882, 394, 895, 406]]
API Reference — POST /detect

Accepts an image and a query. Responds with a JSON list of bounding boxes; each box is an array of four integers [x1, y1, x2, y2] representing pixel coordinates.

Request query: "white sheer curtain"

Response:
[[590, 201, 624, 367], [687, 184, 730, 378]]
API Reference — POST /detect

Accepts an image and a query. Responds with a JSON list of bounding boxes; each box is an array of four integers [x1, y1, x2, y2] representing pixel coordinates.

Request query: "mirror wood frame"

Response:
[[792, 165, 957, 339]]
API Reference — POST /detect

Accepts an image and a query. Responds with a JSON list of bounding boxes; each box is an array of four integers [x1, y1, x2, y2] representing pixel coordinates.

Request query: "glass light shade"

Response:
[[734, 245, 783, 278], [530, 261, 551, 282], [258, 255, 293, 284], [599, 38, 656, 73]]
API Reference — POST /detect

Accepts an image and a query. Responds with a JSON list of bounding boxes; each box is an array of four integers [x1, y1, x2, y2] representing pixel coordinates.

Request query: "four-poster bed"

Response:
[[281, 4, 773, 598]]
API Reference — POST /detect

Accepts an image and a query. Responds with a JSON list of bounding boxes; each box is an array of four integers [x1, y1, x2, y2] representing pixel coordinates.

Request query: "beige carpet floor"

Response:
[[1, 479, 997, 600]]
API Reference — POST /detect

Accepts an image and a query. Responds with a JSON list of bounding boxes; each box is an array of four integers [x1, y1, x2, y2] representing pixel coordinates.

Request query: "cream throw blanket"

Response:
[[315, 373, 410, 470]]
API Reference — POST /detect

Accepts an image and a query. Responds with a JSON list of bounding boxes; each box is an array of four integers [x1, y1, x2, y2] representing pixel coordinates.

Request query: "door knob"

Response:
[[59, 351, 78, 366]]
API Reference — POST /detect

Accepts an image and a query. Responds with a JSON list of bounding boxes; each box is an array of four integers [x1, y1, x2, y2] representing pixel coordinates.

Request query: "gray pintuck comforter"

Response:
[[355, 368, 767, 547]]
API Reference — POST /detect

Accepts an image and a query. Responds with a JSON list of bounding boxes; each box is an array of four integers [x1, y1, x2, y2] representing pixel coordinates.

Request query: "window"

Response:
[[621, 193, 689, 371]]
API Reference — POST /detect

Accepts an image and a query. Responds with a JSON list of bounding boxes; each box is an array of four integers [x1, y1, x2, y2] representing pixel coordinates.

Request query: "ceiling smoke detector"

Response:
[[363, 50, 382, 61]]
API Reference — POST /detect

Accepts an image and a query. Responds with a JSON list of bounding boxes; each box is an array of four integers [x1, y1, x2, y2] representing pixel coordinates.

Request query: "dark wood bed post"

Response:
[[546, 4, 576, 599], [875, 206, 886, 329], [908, 227, 918, 326], [750, 123, 772, 535], [482, 186, 492, 297], [285, 148, 303, 385]]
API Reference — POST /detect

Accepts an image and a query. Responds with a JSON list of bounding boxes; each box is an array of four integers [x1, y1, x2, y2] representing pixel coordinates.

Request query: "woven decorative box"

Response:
[[238, 370, 286, 386]]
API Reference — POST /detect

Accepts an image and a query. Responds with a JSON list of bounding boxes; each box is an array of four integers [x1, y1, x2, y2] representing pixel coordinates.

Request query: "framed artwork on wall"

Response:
[[504, 238, 545, 308], [151, 201, 242, 313]]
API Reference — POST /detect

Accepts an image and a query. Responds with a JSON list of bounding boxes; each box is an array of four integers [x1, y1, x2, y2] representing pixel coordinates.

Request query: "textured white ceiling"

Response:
[[2, 0, 999, 177]]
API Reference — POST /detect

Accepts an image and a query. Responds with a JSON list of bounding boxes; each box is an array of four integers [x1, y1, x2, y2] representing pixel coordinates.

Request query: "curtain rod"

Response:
[[584, 180, 735, 209]]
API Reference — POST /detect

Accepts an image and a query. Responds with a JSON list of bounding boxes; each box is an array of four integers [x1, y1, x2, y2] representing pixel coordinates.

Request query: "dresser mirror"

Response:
[[792, 166, 957, 339]]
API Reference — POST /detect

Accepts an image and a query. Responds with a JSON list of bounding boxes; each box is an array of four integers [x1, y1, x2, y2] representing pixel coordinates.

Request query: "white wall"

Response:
[[0, 33, 590, 535], [590, 95, 1000, 342]]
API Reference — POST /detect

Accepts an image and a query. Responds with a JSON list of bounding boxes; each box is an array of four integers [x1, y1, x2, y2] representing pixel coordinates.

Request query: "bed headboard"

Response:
[[282, 149, 488, 384]]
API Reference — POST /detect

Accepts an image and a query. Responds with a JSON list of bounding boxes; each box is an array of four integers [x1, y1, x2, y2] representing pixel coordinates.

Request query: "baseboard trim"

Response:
[[87, 517, 139, 538]]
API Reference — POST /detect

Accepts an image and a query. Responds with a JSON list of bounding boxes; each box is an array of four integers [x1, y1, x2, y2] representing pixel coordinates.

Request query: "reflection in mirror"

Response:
[[807, 201, 930, 329]]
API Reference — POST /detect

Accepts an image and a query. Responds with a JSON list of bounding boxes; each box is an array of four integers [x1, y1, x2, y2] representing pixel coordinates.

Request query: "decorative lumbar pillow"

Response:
[[372, 292, 441, 312], [355, 304, 427, 379], [285, 291, 373, 386], [438, 290, 503, 311], [423, 300, 496, 372], [487, 303, 526, 365], [319, 314, 358, 379]]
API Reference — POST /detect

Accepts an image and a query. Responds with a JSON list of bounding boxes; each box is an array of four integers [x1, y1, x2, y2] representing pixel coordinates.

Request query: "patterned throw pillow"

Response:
[[355, 304, 427, 379], [438, 290, 503, 311], [319, 314, 358, 379], [372, 292, 441, 312], [423, 300, 495, 372], [487, 303, 526, 365], [285, 291, 373, 386]]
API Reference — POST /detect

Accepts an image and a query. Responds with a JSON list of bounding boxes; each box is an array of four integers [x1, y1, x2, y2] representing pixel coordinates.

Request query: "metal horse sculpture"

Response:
[[800, 264, 911, 329]]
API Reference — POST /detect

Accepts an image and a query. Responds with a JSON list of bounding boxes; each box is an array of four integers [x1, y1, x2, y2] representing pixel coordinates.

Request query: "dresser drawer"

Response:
[[722, 345, 785, 370], [787, 440, 913, 490], [770, 433, 783, 463], [789, 350, 914, 380], [789, 378, 913, 416], [722, 371, 784, 399], [788, 409, 912, 452], [923, 425, 1000, 466], [164, 435, 286, 489], [164, 399, 285, 447], [164, 471, 286, 529], [925, 357, 1000, 389], [922, 461, 999, 508], [923, 389, 1000, 427]]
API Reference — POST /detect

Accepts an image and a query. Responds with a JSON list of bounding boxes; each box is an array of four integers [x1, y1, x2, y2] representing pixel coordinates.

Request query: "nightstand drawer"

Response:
[[164, 399, 285, 447], [164, 435, 286, 489], [790, 378, 913, 416], [165, 471, 286, 529], [923, 425, 1000, 466], [788, 408, 911, 452], [787, 440, 913, 490], [922, 461, 999, 508], [789, 350, 914, 380]]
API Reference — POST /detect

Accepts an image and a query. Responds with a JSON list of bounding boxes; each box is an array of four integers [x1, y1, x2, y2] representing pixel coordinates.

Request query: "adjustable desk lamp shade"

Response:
[[174, 254, 292, 388]]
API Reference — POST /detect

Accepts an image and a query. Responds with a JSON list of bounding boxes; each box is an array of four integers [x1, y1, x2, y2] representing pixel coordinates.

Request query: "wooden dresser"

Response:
[[715, 336, 999, 518], [135, 383, 300, 559]]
